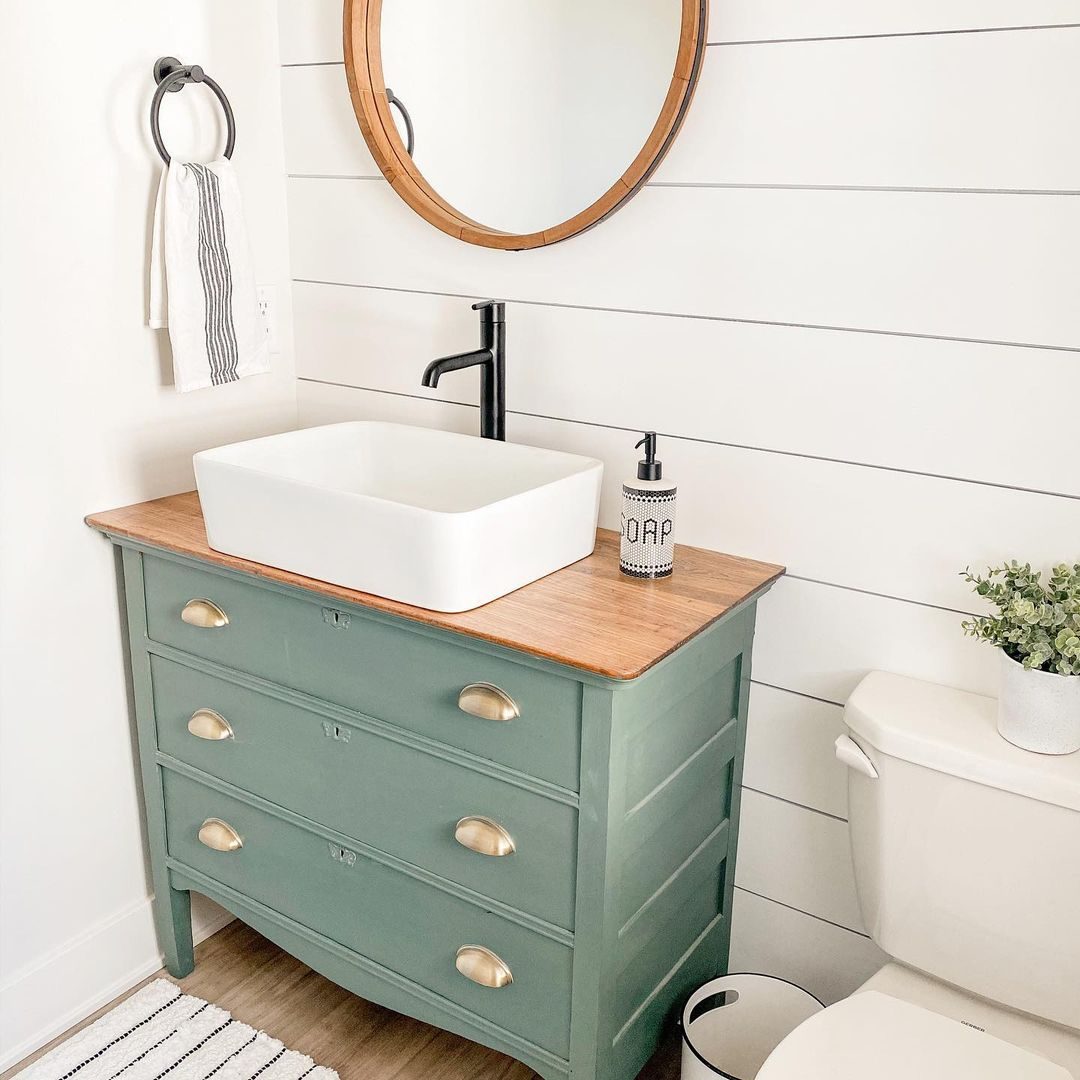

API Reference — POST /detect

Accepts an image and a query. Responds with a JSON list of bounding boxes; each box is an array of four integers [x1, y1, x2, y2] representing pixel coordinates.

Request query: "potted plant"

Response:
[[961, 561, 1080, 754]]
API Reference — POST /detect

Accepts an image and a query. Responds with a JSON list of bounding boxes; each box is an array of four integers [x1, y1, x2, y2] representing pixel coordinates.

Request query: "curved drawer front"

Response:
[[162, 769, 573, 1057], [143, 555, 581, 790], [152, 655, 577, 929]]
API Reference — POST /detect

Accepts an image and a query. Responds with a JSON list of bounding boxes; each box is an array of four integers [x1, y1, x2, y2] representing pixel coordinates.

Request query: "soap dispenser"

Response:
[[620, 431, 677, 578]]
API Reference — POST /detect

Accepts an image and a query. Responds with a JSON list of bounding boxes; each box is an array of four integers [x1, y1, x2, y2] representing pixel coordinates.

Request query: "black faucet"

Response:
[[421, 301, 506, 441]]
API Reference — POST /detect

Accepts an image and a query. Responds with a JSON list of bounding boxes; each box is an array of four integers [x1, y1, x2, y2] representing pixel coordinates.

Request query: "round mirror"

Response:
[[345, 0, 706, 249]]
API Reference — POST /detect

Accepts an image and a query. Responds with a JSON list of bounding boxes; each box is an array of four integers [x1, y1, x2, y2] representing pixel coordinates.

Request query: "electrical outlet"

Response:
[[256, 284, 280, 353]]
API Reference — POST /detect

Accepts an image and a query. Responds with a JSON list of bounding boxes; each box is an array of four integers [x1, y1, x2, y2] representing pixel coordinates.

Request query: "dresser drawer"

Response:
[[142, 555, 581, 790], [152, 654, 577, 929], [162, 768, 573, 1057]]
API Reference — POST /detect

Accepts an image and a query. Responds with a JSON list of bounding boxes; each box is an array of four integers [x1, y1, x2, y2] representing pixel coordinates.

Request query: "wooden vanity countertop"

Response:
[[87, 491, 783, 681]]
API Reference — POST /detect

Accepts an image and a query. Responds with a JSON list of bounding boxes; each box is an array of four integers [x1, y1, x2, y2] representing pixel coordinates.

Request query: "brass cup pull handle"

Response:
[[181, 598, 229, 628], [455, 816, 516, 857], [455, 945, 513, 988], [187, 708, 234, 741], [198, 818, 243, 852], [457, 683, 520, 722]]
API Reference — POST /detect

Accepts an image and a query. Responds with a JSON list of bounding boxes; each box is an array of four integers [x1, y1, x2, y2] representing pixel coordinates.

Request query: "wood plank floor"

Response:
[[6, 921, 681, 1080]]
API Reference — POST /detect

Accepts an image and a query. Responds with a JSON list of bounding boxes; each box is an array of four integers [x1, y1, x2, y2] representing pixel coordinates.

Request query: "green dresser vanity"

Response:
[[88, 492, 782, 1080]]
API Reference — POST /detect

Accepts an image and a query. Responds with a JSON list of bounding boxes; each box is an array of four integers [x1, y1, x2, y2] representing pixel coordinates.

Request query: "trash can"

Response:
[[681, 973, 824, 1080]]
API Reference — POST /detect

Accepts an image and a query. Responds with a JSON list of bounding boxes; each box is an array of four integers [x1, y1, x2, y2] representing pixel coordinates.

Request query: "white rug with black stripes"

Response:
[[16, 980, 339, 1080]]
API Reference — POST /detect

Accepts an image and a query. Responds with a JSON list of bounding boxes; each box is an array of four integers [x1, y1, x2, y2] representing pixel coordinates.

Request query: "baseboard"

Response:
[[0, 892, 233, 1074]]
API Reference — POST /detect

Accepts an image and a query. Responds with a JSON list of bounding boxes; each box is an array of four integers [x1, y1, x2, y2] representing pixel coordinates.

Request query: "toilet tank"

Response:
[[842, 672, 1080, 1031]]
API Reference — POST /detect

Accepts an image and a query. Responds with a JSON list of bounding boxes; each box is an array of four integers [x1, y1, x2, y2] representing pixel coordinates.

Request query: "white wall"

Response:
[[0, 3, 296, 1066], [278, 0, 1080, 1007]]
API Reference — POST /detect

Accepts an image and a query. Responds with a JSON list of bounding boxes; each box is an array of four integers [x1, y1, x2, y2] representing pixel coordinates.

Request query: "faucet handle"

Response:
[[472, 300, 505, 322]]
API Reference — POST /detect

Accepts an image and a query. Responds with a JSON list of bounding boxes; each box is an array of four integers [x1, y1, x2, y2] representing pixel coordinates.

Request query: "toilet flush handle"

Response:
[[835, 734, 879, 779]]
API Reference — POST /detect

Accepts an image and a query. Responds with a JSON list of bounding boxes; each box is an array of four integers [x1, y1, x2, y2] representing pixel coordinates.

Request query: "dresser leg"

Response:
[[155, 882, 195, 977], [120, 547, 196, 978]]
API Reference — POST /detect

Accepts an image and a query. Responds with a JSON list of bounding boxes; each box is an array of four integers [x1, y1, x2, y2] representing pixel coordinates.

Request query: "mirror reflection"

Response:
[[378, 1, 684, 236]]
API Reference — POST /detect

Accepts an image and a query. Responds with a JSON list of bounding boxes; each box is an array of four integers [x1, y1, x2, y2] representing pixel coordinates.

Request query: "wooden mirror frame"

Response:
[[343, 0, 708, 250]]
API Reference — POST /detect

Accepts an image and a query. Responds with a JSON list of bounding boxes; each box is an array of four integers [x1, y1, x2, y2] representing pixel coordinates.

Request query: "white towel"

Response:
[[149, 158, 268, 392]]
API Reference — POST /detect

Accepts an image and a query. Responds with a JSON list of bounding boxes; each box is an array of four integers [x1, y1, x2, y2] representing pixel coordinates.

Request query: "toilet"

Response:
[[758, 671, 1080, 1080]]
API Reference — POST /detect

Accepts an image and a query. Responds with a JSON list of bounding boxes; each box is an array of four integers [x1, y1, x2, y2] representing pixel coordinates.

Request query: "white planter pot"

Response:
[[998, 650, 1080, 755]]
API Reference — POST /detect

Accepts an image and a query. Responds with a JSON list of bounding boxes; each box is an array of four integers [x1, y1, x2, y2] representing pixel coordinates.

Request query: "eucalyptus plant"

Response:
[[961, 562, 1080, 676]]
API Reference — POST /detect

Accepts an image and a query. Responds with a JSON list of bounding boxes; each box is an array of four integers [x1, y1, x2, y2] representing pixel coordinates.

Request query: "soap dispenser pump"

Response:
[[620, 431, 677, 578]]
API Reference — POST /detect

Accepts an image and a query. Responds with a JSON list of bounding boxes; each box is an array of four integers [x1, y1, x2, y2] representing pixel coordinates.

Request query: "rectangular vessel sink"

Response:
[[194, 422, 603, 612]]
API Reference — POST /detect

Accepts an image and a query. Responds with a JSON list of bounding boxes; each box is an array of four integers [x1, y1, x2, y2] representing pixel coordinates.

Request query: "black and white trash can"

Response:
[[681, 974, 824, 1080]]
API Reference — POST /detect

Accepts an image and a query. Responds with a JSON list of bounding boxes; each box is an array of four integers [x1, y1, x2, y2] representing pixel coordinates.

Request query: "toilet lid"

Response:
[[756, 992, 1071, 1080]]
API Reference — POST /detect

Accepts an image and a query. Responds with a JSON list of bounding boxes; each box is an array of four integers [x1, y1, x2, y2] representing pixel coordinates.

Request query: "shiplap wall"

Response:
[[277, 0, 1080, 1004]]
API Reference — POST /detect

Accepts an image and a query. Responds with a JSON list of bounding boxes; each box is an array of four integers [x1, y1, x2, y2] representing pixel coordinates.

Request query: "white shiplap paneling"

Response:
[[710, 3, 1080, 43], [754, 577, 996, 704], [278, 0, 1080, 65], [292, 281, 1079, 496], [659, 28, 1080, 190], [278, 0, 343, 65], [736, 790, 864, 933], [280, 0, 1077, 1003], [288, 178, 1080, 349], [730, 889, 888, 1005], [744, 685, 849, 820], [282, 64, 376, 176], [282, 31, 1080, 191]]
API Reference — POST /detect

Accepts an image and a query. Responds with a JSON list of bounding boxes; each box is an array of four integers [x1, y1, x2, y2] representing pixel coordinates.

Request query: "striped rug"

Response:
[[16, 980, 339, 1080]]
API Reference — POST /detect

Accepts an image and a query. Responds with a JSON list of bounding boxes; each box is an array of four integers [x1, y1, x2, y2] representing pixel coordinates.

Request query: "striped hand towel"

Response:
[[149, 159, 269, 392]]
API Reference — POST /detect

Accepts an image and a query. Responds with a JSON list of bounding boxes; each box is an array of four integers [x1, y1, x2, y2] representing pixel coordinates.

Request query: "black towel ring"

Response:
[[150, 56, 236, 166]]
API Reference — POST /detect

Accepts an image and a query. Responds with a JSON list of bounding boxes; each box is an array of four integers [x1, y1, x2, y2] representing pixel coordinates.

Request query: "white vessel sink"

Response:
[[194, 422, 603, 612]]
